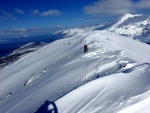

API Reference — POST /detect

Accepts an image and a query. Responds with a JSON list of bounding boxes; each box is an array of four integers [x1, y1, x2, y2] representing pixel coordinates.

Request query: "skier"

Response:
[[84, 44, 88, 53]]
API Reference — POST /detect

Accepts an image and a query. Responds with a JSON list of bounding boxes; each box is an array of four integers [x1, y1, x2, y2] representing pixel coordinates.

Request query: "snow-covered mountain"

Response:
[[0, 27, 150, 113], [0, 42, 46, 69], [53, 28, 86, 38], [106, 13, 150, 43], [56, 13, 150, 44], [53, 25, 104, 37]]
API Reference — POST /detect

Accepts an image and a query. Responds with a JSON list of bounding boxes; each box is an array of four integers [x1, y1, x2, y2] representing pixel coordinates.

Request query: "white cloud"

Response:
[[73, 18, 102, 22], [0, 27, 65, 38], [32, 9, 62, 17], [135, 0, 150, 9], [0, 9, 17, 20], [15, 8, 24, 14], [83, 0, 134, 16], [86, 19, 102, 22], [56, 25, 65, 28], [73, 18, 84, 21], [83, 0, 150, 16], [32, 10, 40, 15], [42, 10, 61, 17], [14, 28, 27, 32]]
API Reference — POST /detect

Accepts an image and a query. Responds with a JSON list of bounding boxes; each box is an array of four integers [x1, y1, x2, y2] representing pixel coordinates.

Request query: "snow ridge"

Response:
[[0, 42, 47, 69], [0, 22, 150, 113]]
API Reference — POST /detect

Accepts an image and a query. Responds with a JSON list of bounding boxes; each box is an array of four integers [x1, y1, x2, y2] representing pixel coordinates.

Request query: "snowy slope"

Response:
[[107, 13, 150, 43], [56, 65, 150, 113], [11, 42, 47, 55], [0, 29, 150, 113], [0, 42, 47, 69]]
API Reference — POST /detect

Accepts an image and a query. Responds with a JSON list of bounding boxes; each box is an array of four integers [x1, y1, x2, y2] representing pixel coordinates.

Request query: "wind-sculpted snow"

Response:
[[56, 64, 150, 113], [0, 30, 150, 113]]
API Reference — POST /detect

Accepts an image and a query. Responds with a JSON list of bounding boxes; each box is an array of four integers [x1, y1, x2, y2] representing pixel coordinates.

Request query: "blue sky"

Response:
[[0, 0, 99, 30], [0, 0, 150, 37]]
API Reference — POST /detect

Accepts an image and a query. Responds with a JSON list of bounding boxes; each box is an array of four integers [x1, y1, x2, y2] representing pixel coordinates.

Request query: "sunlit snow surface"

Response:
[[0, 30, 150, 113]]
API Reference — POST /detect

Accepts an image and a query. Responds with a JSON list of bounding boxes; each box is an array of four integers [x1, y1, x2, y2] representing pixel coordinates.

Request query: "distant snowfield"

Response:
[[0, 30, 150, 113]]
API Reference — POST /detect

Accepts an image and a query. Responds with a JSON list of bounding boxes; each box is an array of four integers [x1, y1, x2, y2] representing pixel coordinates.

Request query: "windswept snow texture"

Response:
[[106, 14, 150, 44], [0, 29, 150, 113], [56, 65, 150, 113]]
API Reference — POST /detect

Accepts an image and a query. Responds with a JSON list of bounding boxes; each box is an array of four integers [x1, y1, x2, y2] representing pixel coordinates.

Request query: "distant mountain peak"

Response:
[[107, 13, 150, 43], [122, 13, 134, 19], [121, 13, 142, 19], [115, 13, 143, 26]]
